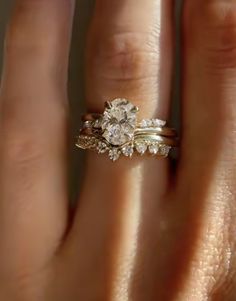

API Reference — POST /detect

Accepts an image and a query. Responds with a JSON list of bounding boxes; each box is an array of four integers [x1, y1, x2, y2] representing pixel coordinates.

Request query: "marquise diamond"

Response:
[[159, 145, 171, 157], [135, 143, 147, 155], [109, 148, 120, 161], [97, 141, 108, 154], [149, 144, 159, 155], [122, 145, 134, 157]]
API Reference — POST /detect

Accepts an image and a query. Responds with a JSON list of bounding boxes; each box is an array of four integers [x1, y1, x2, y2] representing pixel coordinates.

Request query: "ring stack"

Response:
[[76, 98, 178, 161]]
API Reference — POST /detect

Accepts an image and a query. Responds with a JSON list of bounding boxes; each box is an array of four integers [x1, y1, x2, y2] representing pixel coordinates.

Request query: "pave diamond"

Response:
[[76, 135, 97, 149], [101, 98, 137, 146]]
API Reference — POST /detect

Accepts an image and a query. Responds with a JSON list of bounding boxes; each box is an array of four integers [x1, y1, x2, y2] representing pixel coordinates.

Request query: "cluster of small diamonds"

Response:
[[76, 134, 172, 162], [82, 118, 167, 131], [77, 100, 172, 161], [139, 119, 166, 128], [95, 139, 171, 162], [135, 141, 171, 157], [76, 135, 97, 150]]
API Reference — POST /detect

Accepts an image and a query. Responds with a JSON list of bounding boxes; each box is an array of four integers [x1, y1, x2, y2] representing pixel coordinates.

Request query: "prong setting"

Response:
[[105, 101, 112, 109], [76, 98, 176, 161]]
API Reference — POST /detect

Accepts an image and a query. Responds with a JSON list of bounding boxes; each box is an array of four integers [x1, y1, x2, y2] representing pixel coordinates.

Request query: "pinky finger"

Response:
[[176, 1, 236, 299]]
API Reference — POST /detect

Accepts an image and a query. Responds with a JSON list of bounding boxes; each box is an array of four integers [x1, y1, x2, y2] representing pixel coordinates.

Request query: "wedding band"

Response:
[[80, 126, 176, 138], [76, 98, 178, 161]]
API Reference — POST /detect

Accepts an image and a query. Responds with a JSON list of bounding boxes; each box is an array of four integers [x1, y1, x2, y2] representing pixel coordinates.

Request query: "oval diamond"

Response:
[[101, 98, 137, 146]]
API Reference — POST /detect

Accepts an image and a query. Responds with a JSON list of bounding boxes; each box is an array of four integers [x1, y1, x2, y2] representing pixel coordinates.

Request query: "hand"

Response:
[[0, 0, 235, 300]]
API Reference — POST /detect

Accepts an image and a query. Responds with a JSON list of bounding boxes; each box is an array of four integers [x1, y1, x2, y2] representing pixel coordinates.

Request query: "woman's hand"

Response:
[[0, 0, 235, 300]]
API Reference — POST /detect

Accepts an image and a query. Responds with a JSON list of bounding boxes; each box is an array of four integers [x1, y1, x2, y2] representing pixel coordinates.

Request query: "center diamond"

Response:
[[101, 98, 138, 146]]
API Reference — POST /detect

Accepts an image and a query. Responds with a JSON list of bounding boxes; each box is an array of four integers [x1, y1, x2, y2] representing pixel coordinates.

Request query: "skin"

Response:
[[0, 0, 235, 300]]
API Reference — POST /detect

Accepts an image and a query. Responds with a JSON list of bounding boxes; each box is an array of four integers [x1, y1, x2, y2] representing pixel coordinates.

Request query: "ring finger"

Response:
[[63, 1, 175, 300]]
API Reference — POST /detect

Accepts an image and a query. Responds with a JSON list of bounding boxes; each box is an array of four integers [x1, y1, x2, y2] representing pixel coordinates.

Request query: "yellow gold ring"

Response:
[[76, 98, 178, 161]]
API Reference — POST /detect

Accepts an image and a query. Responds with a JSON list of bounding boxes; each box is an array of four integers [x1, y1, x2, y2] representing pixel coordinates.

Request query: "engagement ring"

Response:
[[76, 98, 178, 161]]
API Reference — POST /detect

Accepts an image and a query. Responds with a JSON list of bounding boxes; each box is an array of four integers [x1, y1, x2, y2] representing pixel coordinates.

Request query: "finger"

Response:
[[86, 0, 173, 117], [0, 0, 74, 282], [63, 1, 174, 299], [175, 0, 236, 298]]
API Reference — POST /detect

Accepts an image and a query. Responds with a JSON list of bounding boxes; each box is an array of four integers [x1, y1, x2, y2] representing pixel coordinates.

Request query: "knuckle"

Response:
[[0, 94, 67, 168], [209, 234, 236, 298], [185, 2, 236, 69], [5, 2, 52, 60], [0, 110, 47, 167], [5, 27, 46, 60], [2, 128, 45, 169], [87, 31, 159, 81]]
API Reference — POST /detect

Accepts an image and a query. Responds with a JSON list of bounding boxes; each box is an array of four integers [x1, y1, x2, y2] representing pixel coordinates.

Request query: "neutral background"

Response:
[[0, 1, 182, 198]]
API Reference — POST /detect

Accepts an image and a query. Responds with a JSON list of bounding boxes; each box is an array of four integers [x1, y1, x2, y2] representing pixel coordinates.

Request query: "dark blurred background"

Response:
[[0, 1, 182, 199]]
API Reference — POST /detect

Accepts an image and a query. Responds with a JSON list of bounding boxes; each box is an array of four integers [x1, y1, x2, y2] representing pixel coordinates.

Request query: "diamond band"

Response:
[[76, 134, 172, 161], [82, 116, 168, 132], [76, 98, 178, 161]]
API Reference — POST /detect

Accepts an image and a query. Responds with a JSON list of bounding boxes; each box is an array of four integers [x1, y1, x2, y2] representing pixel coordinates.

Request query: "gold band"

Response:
[[76, 134, 175, 161], [80, 126, 177, 139], [76, 98, 178, 161]]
